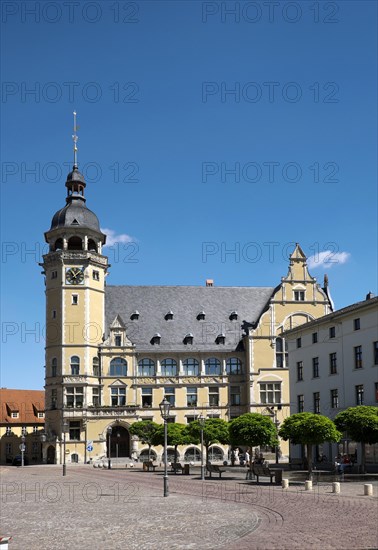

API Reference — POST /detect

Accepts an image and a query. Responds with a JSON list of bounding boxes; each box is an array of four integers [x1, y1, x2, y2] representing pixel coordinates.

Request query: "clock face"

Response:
[[66, 267, 84, 285]]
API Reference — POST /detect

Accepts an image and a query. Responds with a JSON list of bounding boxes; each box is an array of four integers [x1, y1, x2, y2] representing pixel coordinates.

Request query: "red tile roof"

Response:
[[0, 389, 45, 425]]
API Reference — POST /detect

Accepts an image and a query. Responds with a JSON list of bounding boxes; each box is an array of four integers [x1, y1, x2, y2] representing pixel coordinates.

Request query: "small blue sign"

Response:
[[87, 445, 93, 452]]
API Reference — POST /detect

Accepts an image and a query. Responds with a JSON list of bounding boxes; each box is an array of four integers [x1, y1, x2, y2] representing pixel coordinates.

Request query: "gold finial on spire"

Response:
[[72, 111, 78, 168]]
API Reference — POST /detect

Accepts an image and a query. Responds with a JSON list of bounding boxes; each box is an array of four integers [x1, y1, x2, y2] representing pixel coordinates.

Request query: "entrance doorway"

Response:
[[108, 425, 130, 458], [47, 445, 55, 464]]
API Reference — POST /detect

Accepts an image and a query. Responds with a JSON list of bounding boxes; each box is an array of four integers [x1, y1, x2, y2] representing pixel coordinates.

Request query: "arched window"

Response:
[[93, 357, 99, 377], [184, 447, 201, 462], [138, 358, 155, 376], [205, 358, 221, 375], [139, 449, 157, 462], [226, 357, 242, 375], [161, 359, 177, 376], [208, 446, 224, 461], [71, 453, 79, 463], [276, 338, 288, 368], [54, 238, 63, 251], [109, 358, 127, 376], [67, 236, 83, 250], [70, 356, 80, 375], [183, 358, 199, 376], [51, 357, 57, 377], [88, 239, 97, 252]]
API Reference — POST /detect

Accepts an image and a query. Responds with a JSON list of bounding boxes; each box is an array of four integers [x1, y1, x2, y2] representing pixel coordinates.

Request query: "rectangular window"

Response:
[[329, 352, 337, 374], [33, 425, 38, 433], [230, 386, 241, 406], [374, 341, 378, 365], [355, 385, 364, 405], [187, 387, 197, 407], [166, 417, 175, 424], [142, 387, 153, 407], [260, 383, 281, 404], [69, 421, 81, 441], [72, 294, 78, 305], [186, 416, 197, 424], [329, 326, 335, 339], [93, 270, 100, 281], [115, 335, 121, 347], [111, 387, 126, 406], [38, 412, 44, 418], [354, 345, 363, 369], [66, 387, 84, 408], [5, 427, 12, 436], [51, 389, 57, 409], [353, 318, 360, 330], [207, 414, 220, 419], [294, 290, 305, 301], [164, 387, 175, 406], [331, 389, 339, 409], [297, 395, 304, 413], [296, 337, 302, 349], [312, 357, 319, 378], [312, 332, 318, 344], [51, 270, 57, 279], [11, 412, 19, 418], [52, 310, 57, 319], [209, 387, 219, 406], [92, 387, 100, 407], [313, 392, 320, 414], [297, 361, 303, 381]]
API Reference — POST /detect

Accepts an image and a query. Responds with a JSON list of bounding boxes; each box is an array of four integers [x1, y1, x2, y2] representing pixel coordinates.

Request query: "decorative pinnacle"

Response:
[[72, 111, 78, 168]]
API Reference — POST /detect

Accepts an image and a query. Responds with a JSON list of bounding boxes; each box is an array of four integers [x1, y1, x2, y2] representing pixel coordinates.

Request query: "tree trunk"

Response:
[[205, 443, 210, 464], [148, 444, 151, 462], [174, 445, 178, 465], [306, 443, 313, 480], [361, 442, 366, 474]]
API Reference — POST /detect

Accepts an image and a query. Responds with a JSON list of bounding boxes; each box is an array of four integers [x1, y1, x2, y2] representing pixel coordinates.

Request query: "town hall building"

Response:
[[41, 140, 333, 465]]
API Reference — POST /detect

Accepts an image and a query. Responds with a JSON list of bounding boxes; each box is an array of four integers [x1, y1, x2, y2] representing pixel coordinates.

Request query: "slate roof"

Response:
[[105, 285, 275, 352]]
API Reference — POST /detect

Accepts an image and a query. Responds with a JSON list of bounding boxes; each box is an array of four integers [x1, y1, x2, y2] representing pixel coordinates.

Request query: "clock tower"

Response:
[[42, 114, 108, 463]]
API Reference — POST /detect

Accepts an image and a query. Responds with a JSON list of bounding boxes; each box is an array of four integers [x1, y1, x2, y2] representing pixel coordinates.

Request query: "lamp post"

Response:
[[116, 432, 120, 464], [62, 420, 68, 476], [20, 434, 26, 467], [159, 398, 171, 497], [269, 406, 280, 464], [107, 426, 112, 469], [198, 414, 205, 480]]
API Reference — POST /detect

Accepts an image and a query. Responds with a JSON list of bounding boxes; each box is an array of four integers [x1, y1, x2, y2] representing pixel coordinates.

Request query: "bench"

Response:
[[252, 464, 277, 484], [144, 461, 157, 472], [171, 462, 185, 474], [206, 463, 225, 478], [289, 458, 305, 470]]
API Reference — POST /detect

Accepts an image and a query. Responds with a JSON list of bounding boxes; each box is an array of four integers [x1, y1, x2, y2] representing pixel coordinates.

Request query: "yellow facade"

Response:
[[42, 165, 332, 465]]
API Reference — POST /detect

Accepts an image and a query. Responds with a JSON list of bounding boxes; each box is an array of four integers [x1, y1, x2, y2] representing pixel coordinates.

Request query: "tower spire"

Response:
[[72, 111, 78, 168]]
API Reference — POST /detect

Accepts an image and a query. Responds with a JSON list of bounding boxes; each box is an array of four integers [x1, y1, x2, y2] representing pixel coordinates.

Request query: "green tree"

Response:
[[334, 406, 378, 474], [129, 420, 160, 462], [279, 413, 341, 479], [152, 423, 193, 464], [229, 413, 277, 476], [186, 418, 230, 463]]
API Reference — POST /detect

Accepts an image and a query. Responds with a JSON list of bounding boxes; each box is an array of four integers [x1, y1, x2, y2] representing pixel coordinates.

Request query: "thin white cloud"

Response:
[[101, 228, 135, 247], [307, 250, 351, 269]]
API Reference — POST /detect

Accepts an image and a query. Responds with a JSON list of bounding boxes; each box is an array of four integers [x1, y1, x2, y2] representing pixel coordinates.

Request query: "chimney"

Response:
[[206, 279, 214, 287], [366, 291, 375, 300]]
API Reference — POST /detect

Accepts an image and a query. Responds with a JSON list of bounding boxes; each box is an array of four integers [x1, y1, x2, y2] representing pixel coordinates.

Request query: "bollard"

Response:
[[282, 479, 289, 489], [332, 482, 340, 494], [364, 484, 373, 496], [305, 480, 312, 491]]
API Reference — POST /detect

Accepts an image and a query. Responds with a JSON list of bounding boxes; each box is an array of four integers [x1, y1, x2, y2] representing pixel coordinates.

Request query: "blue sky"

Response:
[[1, 1, 377, 390]]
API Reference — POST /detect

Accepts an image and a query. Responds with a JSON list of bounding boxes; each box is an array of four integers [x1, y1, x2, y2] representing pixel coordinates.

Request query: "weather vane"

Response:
[[72, 111, 78, 167]]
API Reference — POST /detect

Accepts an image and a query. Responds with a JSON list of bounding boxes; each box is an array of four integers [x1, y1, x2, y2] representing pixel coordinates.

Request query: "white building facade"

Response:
[[283, 294, 378, 466]]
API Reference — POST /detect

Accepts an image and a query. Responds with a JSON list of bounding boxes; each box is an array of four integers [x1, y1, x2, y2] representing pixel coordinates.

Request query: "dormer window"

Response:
[[184, 333, 194, 345], [151, 333, 161, 345], [294, 290, 305, 301], [197, 311, 206, 321], [216, 333, 226, 345], [229, 311, 238, 321], [165, 311, 174, 321], [115, 335, 122, 347], [130, 311, 139, 321]]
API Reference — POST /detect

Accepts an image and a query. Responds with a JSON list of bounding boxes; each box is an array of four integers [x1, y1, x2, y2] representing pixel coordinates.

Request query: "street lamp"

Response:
[[20, 434, 26, 467], [107, 426, 112, 469], [116, 432, 120, 464], [198, 414, 205, 481], [159, 398, 171, 497], [62, 420, 69, 476]]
